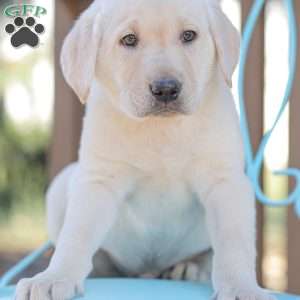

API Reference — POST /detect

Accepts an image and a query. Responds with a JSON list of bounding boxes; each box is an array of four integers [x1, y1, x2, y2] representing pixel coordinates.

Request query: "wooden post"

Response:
[[287, 0, 300, 293], [241, 1, 265, 286], [63, 0, 92, 15], [49, 1, 85, 179]]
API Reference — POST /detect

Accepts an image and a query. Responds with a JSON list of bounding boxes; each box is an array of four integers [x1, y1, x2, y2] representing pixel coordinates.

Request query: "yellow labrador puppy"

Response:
[[16, 0, 275, 299]]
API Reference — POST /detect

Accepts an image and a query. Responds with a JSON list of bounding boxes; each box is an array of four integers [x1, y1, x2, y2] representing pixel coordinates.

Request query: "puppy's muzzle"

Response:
[[150, 78, 182, 104]]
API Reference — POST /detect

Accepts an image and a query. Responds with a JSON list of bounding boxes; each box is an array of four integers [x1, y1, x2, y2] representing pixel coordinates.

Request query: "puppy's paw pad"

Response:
[[213, 287, 277, 300], [15, 274, 83, 300]]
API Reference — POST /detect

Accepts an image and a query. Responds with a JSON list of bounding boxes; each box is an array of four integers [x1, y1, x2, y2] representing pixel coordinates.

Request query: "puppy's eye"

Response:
[[181, 30, 197, 43], [121, 34, 138, 47]]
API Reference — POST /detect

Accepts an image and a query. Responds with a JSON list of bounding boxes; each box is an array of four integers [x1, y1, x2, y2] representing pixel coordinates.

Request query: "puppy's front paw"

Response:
[[15, 272, 84, 300], [213, 287, 276, 300]]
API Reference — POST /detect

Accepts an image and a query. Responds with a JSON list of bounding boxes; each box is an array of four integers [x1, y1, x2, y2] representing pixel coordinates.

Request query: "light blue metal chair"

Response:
[[1, 0, 299, 299], [1, 279, 300, 300]]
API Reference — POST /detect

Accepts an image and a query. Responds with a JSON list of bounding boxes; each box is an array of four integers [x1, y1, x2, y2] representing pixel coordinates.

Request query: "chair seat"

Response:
[[0, 279, 299, 300]]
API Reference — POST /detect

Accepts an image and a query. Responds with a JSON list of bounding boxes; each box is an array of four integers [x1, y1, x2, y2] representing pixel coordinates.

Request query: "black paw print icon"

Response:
[[5, 17, 45, 48]]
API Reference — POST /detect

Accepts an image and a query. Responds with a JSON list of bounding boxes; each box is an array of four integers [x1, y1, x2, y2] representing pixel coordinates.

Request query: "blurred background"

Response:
[[0, 0, 54, 274], [0, 0, 299, 294]]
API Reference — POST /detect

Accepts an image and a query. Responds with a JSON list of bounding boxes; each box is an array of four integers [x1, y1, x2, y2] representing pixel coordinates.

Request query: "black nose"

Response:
[[150, 78, 182, 103]]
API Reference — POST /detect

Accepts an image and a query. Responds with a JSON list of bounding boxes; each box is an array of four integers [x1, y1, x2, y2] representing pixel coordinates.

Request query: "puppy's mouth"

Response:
[[152, 108, 179, 117], [148, 104, 186, 117]]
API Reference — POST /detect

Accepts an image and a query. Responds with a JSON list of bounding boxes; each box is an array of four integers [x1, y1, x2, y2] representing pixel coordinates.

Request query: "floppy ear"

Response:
[[61, 9, 102, 103], [206, 3, 240, 87]]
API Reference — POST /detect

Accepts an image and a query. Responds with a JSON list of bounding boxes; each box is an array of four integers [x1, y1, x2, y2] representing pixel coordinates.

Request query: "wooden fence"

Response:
[[288, 1, 300, 293], [51, 0, 300, 293]]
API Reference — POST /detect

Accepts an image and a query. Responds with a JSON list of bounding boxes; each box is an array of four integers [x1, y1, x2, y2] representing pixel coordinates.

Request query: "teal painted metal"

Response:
[[0, 242, 52, 288], [0, 279, 300, 300], [238, 0, 300, 217]]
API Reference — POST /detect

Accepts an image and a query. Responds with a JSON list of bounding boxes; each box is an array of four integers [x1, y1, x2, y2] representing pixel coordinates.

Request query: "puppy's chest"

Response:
[[124, 178, 198, 229], [96, 123, 204, 173], [103, 177, 209, 274]]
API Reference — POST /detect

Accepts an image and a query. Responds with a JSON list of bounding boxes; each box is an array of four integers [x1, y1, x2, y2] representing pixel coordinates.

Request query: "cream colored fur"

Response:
[[16, 0, 275, 299]]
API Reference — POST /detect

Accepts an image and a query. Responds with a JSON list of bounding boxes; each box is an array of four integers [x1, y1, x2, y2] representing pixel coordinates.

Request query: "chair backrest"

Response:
[[239, 0, 300, 216]]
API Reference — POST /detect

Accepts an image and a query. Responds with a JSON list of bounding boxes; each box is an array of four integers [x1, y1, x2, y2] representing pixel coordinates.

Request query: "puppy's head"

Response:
[[61, 0, 240, 118]]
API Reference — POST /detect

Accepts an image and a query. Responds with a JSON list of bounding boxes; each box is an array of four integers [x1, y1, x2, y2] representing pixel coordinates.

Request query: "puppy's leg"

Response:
[[46, 163, 77, 244], [203, 173, 274, 300], [15, 179, 123, 300], [160, 250, 212, 282], [48, 167, 124, 280]]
